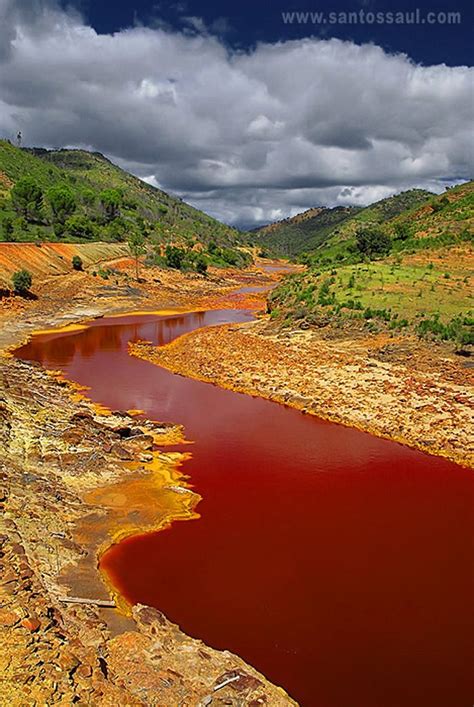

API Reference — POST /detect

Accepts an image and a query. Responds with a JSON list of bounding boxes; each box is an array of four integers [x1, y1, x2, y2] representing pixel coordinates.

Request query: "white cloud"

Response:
[[0, 0, 472, 227]]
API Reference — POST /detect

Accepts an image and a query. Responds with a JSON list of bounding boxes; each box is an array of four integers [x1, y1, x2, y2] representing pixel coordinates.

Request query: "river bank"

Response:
[[131, 316, 474, 469], [0, 261, 297, 705], [1, 254, 472, 704]]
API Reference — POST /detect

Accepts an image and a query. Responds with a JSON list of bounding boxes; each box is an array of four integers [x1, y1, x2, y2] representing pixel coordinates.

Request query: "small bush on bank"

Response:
[[165, 245, 186, 270], [72, 255, 83, 271], [12, 269, 32, 294]]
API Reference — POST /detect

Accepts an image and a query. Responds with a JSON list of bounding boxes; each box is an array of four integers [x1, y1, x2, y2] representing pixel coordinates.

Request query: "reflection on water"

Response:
[[15, 311, 474, 707], [15, 310, 252, 413]]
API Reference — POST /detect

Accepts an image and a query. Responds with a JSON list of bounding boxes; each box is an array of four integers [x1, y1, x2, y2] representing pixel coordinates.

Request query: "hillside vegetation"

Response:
[[254, 206, 359, 257], [254, 189, 435, 258], [0, 141, 247, 253], [268, 182, 474, 349]]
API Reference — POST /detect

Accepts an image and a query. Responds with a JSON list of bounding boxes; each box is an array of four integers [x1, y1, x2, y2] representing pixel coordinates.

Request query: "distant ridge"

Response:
[[253, 189, 436, 257]]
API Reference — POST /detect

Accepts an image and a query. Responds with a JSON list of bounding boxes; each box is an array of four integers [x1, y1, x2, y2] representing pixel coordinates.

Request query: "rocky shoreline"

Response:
[[131, 318, 474, 469], [1, 263, 297, 705], [1, 256, 472, 704]]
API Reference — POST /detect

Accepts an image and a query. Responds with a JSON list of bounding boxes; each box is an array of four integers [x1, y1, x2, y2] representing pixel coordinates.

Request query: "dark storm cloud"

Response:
[[0, 0, 472, 226]]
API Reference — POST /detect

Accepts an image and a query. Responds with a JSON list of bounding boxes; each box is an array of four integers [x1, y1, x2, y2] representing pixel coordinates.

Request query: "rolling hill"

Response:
[[267, 181, 474, 348], [254, 205, 359, 257], [0, 140, 243, 248], [254, 189, 435, 258]]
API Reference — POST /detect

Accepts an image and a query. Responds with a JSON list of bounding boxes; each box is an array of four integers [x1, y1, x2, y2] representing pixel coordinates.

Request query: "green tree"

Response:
[[128, 231, 146, 280], [53, 221, 66, 239], [195, 253, 208, 275], [393, 222, 410, 241], [11, 177, 43, 222], [48, 184, 76, 224], [355, 226, 391, 259], [1, 215, 14, 242], [12, 269, 32, 294], [64, 215, 97, 240], [100, 189, 122, 221], [104, 217, 127, 242]]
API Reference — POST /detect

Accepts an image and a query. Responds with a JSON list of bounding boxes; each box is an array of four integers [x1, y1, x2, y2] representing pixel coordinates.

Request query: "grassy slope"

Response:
[[269, 183, 474, 346], [254, 206, 359, 257], [0, 141, 242, 246], [389, 181, 474, 246], [254, 189, 434, 258], [302, 183, 473, 265]]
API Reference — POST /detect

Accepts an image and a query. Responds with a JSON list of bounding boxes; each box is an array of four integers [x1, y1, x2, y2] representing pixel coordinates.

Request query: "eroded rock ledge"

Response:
[[130, 318, 474, 469]]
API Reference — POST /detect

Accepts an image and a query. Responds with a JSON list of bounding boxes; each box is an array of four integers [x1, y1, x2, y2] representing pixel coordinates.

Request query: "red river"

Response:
[[15, 310, 474, 707]]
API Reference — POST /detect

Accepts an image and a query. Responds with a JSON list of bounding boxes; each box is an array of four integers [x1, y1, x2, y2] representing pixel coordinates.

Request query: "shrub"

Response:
[[81, 189, 96, 206], [456, 328, 474, 349], [393, 222, 410, 241], [415, 313, 469, 342], [72, 255, 83, 271], [221, 248, 239, 266], [12, 269, 32, 294], [317, 279, 335, 306], [165, 245, 186, 270], [431, 196, 449, 212], [53, 221, 66, 239]]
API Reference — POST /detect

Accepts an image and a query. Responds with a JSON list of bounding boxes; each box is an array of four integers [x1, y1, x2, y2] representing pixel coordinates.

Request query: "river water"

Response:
[[14, 310, 473, 707]]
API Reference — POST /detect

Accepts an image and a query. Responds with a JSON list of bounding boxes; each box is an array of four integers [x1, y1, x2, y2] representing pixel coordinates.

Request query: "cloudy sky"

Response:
[[0, 0, 472, 228]]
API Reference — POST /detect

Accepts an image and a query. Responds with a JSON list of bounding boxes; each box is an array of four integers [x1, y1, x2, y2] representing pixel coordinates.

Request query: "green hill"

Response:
[[267, 182, 474, 348], [0, 140, 242, 249], [253, 206, 359, 257], [255, 189, 435, 259]]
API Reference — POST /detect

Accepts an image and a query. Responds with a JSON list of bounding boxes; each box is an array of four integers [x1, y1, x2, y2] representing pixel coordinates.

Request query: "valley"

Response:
[[0, 144, 472, 706]]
